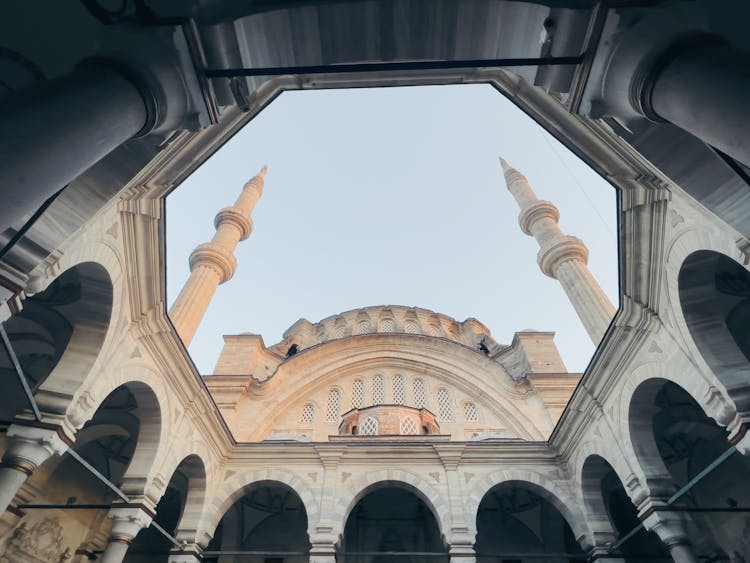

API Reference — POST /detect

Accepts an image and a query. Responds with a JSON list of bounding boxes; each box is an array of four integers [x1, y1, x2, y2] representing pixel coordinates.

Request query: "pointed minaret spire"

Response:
[[169, 165, 268, 347], [500, 158, 616, 344]]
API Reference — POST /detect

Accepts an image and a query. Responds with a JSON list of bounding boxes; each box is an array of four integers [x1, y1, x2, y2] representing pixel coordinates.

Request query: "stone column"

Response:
[[99, 505, 153, 563], [640, 500, 699, 563], [169, 166, 267, 347], [0, 423, 70, 514], [0, 63, 158, 230], [501, 158, 616, 344], [639, 40, 750, 168]]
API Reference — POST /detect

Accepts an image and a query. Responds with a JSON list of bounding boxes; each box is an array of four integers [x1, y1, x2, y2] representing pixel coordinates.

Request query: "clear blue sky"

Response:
[[166, 84, 618, 374]]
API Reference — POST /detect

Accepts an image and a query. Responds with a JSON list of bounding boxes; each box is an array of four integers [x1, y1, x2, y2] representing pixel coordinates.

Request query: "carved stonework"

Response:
[[1, 518, 72, 563]]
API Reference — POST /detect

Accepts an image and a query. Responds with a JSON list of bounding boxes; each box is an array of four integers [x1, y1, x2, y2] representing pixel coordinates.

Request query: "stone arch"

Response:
[[332, 469, 451, 544], [663, 227, 750, 413], [202, 468, 319, 540], [618, 362, 728, 496], [122, 452, 210, 557], [162, 454, 208, 542], [1, 261, 114, 419], [466, 469, 591, 547], [678, 249, 750, 412], [64, 373, 167, 501], [580, 454, 627, 542]]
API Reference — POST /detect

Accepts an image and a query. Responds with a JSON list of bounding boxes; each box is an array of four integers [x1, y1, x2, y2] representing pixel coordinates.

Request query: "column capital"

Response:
[[168, 544, 203, 563], [107, 504, 154, 544], [638, 499, 692, 549], [309, 540, 337, 563], [3, 421, 71, 474], [449, 542, 475, 563]]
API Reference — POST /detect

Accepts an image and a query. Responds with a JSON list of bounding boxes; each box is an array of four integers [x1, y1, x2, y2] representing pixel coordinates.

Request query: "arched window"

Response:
[[326, 388, 341, 422], [359, 417, 379, 436], [372, 375, 384, 404], [429, 324, 441, 337], [393, 375, 405, 405], [357, 320, 370, 335], [400, 417, 419, 435], [335, 325, 347, 338], [464, 402, 479, 422], [413, 378, 427, 408], [405, 321, 419, 334], [381, 318, 395, 333], [299, 403, 315, 424], [352, 379, 365, 409], [437, 388, 453, 421]]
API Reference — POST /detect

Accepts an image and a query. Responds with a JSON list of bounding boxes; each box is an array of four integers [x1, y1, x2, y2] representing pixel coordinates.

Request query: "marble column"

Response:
[[501, 158, 616, 344], [641, 40, 750, 168], [169, 165, 267, 347], [99, 505, 153, 563], [0, 63, 156, 230], [640, 501, 699, 563], [0, 423, 69, 514]]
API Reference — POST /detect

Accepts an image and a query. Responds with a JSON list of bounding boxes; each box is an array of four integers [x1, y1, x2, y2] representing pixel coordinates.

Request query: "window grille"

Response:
[[335, 325, 346, 338], [464, 402, 479, 422], [326, 388, 341, 422], [437, 388, 453, 421], [299, 403, 315, 424], [413, 379, 426, 408], [372, 375, 384, 404], [429, 324, 441, 336], [405, 321, 419, 334], [359, 416, 379, 435], [352, 379, 365, 408], [400, 417, 419, 435], [381, 318, 395, 333], [393, 375, 405, 404], [357, 321, 370, 335]]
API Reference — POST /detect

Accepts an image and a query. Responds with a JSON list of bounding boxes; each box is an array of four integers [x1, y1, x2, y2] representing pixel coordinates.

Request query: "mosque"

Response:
[[1, 1, 750, 562]]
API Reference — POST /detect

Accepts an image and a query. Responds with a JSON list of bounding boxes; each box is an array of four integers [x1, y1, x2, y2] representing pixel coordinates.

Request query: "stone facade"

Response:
[[0, 9, 749, 556]]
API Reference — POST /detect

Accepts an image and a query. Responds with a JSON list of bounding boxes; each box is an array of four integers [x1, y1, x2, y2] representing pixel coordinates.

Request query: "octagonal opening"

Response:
[[165, 83, 618, 443]]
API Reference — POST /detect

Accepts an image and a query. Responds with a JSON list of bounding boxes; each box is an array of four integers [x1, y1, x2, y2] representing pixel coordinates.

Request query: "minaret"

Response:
[[500, 158, 615, 344], [169, 165, 267, 347]]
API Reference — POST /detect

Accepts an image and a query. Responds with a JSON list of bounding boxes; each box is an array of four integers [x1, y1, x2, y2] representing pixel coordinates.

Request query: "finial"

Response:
[[499, 156, 513, 173], [259, 163, 268, 178]]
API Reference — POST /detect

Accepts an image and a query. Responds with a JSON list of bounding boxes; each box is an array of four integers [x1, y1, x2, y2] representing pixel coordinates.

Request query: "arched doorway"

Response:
[[0, 382, 161, 561], [580, 455, 666, 561], [205, 480, 310, 563], [0, 262, 113, 419], [339, 484, 447, 563], [475, 482, 586, 563], [628, 378, 750, 561], [679, 250, 750, 411]]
